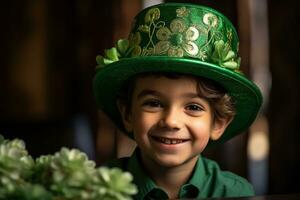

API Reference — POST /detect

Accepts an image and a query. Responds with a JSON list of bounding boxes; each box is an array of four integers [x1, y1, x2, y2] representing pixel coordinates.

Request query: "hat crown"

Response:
[[126, 3, 241, 72]]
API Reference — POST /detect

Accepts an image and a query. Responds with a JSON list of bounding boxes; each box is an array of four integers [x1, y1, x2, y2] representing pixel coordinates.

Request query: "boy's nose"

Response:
[[158, 108, 182, 130]]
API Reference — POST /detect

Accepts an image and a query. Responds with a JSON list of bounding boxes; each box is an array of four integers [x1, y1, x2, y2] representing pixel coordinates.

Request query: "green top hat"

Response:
[[93, 3, 263, 145]]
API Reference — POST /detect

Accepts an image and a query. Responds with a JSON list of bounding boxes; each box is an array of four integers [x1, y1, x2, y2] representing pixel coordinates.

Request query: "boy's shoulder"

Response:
[[201, 157, 255, 197]]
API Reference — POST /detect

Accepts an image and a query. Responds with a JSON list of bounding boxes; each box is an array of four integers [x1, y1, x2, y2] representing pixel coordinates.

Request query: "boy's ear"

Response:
[[117, 100, 133, 132], [210, 117, 233, 141]]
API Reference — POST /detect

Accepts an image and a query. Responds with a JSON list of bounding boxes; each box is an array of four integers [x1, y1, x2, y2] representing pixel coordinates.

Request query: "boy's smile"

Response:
[[151, 136, 189, 145], [120, 75, 228, 169]]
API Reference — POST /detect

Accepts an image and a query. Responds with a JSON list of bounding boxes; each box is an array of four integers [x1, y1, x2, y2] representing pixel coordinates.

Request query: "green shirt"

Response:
[[106, 149, 254, 199]]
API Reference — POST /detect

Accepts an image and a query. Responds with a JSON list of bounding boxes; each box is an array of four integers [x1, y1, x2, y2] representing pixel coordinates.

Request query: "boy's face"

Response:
[[120, 75, 229, 168]]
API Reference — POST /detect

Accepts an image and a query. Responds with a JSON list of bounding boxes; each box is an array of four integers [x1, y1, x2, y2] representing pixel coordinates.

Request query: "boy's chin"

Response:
[[152, 154, 199, 168]]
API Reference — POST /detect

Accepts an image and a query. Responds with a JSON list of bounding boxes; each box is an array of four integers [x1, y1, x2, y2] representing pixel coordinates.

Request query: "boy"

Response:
[[93, 2, 262, 199]]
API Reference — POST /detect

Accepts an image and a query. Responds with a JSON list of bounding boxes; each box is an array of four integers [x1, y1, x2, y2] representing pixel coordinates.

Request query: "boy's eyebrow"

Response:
[[137, 89, 161, 99], [181, 93, 202, 99], [136, 89, 201, 99]]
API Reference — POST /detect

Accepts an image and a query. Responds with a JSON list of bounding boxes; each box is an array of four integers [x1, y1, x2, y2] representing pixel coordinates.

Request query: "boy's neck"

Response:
[[141, 153, 199, 199]]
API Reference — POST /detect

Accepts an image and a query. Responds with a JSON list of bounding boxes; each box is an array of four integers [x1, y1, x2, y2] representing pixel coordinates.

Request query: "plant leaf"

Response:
[[117, 39, 130, 55]]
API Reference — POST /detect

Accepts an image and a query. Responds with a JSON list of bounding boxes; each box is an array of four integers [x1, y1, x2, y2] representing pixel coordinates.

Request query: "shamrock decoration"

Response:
[[211, 40, 241, 71], [0, 134, 138, 200], [96, 39, 131, 69]]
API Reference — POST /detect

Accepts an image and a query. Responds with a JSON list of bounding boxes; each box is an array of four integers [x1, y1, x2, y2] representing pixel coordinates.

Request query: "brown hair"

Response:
[[117, 72, 236, 122]]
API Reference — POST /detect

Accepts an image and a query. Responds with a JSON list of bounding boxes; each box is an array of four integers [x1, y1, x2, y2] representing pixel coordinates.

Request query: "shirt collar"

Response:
[[189, 155, 208, 189], [127, 149, 158, 199], [127, 149, 210, 199], [180, 155, 209, 197]]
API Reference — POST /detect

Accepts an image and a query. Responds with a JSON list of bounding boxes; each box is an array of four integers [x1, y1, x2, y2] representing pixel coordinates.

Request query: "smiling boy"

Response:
[[93, 3, 262, 199]]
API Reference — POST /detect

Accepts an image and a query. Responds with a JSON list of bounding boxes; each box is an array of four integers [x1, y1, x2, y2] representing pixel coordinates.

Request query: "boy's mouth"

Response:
[[151, 136, 189, 144]]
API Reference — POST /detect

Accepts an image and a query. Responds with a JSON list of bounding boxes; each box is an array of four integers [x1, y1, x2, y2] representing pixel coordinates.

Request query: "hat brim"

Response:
[[93, 56, 262, 146]]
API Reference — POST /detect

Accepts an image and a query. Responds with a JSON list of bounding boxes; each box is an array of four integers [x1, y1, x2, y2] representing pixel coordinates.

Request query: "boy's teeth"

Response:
[[165, 138, 171, 144], [156, 137, 185, 144]]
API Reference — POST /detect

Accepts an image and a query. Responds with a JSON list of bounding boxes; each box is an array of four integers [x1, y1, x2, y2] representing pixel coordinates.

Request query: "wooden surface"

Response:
[[202, 194, 300, 200]]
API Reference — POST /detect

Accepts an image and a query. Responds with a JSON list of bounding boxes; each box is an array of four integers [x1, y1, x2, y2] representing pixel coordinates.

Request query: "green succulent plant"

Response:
[[0, 134, 137, 200]]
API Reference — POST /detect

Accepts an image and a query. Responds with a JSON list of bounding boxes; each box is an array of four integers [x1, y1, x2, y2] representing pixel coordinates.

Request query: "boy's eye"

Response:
[[142, 99, 163, 108], [186, 104, 203, 112]]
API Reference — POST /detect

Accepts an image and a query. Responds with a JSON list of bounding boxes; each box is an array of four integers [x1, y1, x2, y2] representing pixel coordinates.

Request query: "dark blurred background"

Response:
[[1, 0, 300, 196]]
